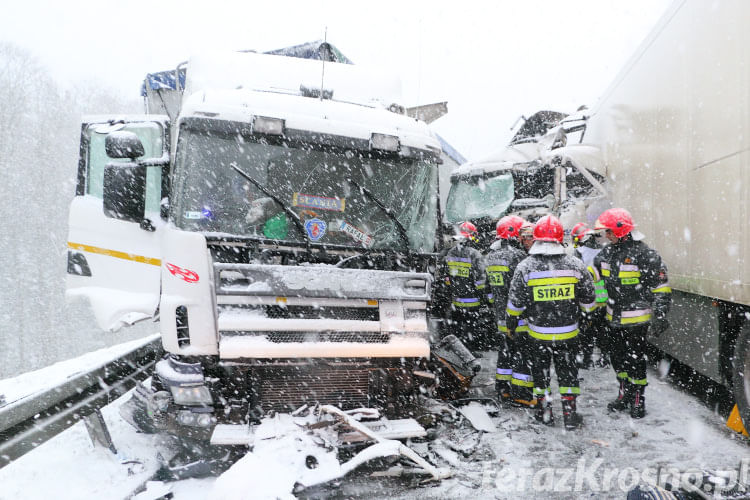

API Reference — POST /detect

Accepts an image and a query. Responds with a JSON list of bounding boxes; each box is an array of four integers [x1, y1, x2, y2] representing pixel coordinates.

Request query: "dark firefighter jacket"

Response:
[[485, 239, 527, 333], [506, 250, 596, 342], [592, 237, 672, 328], [436, 239, 487, 311]]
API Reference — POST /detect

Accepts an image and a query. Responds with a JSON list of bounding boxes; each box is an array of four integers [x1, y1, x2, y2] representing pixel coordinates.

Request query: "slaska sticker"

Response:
[[293, 193, 346, 212], [339, 221, 373, 247], [304, 218, 327, 241], [166, 262, 199, 283]]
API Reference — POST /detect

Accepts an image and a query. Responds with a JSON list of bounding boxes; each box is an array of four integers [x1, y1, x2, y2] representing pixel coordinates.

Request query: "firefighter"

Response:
[[592, 208, 672, 419], [506, 215, 596, 429], [511, 219, 538, 405], [519, 221, 535, 252], [570, 223, 609, 368], [485, 215, 528, 403], [437, 221, 487, 353]]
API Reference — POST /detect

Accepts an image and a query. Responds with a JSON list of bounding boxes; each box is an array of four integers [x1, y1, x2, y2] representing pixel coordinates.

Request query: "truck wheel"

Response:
[[731, 321, 750, 428]]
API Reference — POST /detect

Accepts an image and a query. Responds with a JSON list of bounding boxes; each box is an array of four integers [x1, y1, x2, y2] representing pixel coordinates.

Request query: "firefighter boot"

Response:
[[562, 396, 583, 430], [510, 376, 537, 408], [630, 385, 646, 419], [534, 396, 554, 426], [607, 378, 631, 412], [496, 380, 512, 404]]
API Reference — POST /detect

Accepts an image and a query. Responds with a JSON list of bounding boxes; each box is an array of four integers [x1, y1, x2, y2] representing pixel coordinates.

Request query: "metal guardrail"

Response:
[[0, 337, 162, 467]]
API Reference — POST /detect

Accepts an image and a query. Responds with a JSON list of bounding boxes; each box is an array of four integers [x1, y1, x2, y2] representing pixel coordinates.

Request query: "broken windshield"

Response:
[[171, 118, 438, 252], [445, 172, 514, 223]]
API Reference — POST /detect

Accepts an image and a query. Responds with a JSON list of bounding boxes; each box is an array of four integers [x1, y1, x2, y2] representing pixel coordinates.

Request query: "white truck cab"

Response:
[[66, 49, 445, 440]]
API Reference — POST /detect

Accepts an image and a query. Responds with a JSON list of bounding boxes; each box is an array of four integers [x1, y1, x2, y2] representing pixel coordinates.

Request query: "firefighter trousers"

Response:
[[530, 340, 580, 398], [511, 333, 534, 401], [609, 325, 649, 388], [448, 306, 484, 352]]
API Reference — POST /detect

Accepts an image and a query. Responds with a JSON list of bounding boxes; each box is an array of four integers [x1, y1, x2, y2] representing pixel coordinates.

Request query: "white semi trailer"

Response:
[[578, 0, 750, 427], [65, 47, 453, 444]]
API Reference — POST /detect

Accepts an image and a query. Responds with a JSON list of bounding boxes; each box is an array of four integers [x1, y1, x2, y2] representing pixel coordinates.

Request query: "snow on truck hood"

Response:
[[450, 142, 543, 177], [180, 88, 441, 154]]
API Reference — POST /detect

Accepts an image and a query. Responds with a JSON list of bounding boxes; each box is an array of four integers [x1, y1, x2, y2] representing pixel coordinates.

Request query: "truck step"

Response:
[[209, 418, 426, 446]]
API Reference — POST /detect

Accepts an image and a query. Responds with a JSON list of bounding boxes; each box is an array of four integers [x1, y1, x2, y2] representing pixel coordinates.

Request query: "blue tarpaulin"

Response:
[[437, 134, 466, 165], [140, 69, 186, 97]]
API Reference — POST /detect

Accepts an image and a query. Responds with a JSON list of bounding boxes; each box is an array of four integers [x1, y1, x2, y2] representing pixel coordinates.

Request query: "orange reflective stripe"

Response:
[[68, 241, 161, 266]]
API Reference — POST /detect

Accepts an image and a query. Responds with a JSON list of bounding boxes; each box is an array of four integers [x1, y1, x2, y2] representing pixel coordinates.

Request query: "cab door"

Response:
[[66, 116, 170, 331]]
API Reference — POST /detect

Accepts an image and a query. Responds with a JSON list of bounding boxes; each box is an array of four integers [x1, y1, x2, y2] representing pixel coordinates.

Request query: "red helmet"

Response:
[[595, 208, 635, 239], [533, 215, 564, 243], [458, 221, 478, 239], [496, 215, 525, 240], [571, 222, 591, 244]]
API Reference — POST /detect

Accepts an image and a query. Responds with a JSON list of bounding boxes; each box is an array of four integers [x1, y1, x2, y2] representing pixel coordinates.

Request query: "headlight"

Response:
[[177, 410, 216, 428], [170, 385, 213, 406]]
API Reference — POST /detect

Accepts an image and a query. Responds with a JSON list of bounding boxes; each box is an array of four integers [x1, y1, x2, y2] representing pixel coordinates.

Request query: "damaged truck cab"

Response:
[[66, 50, 446, 442], [444, 110, 608, 247]]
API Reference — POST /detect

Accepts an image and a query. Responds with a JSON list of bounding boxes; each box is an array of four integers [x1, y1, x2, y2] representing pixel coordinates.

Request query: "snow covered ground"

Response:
[[0, 350, 748, 499]]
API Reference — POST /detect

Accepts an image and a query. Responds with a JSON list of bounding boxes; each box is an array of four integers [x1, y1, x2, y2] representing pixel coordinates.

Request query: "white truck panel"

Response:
[[584, 0, 750, 305], [160, 226, 218, 355]]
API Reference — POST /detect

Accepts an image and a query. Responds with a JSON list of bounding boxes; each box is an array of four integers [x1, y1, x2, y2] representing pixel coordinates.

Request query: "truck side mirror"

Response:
[[105, 131, 145, 159], [103, 163, 147, 223]]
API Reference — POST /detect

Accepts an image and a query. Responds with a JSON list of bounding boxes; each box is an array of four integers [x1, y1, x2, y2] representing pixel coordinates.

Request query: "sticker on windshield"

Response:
[[304, 218, 327, 241], [185, 207, 213, 220], [292, 193, 346, 212], [339, 221, 373, 247]]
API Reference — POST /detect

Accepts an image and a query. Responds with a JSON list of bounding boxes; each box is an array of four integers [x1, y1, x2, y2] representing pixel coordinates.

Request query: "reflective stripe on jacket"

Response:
[[593, 238, 672, 328], [440, 241, 486, 309], [484, 239, 527, 320], [506, 252, 596, 342]]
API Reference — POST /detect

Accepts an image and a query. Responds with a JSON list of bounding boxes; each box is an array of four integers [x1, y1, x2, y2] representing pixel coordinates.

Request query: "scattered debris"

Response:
[[458, 402, 497, 433]]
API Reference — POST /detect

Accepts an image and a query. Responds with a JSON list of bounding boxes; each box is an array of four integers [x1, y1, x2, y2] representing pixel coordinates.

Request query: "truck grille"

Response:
[[266, 305, 379, 321], [264, 332, 389, 343], [255, 365, 370, 412]]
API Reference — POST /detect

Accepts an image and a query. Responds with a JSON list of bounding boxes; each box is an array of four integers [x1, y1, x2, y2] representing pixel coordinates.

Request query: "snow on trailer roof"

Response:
[[140, 41, 463, 161], [183, 50, 402, 110], [141, 40, 354, 97], [263, 40, 354, 64], [140, 41, 353, 97]]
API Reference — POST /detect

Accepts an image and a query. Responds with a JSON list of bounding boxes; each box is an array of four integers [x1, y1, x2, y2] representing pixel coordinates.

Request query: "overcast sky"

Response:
[[3, 0, 672, 160]]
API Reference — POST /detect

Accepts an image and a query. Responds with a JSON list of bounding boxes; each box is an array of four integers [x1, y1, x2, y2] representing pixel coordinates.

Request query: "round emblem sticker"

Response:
[[304, 218, 327, 241]]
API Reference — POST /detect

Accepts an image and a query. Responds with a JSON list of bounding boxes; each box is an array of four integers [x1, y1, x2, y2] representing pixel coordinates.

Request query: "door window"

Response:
[[85, 122, 165, 212]]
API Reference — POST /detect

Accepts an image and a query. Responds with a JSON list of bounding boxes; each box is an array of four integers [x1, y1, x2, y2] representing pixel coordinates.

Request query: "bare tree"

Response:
[[0, 42, 144, 377]]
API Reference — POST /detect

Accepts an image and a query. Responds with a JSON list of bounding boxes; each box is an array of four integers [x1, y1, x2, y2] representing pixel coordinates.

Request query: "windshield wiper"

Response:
[[230, 164, 311, 256], [346, 177, 411, 255]]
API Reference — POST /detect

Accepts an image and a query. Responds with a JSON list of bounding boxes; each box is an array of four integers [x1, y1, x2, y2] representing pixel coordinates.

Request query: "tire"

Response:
[[731, 321, 750, 428]]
